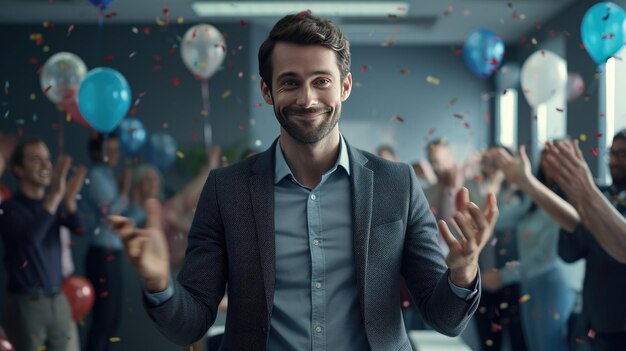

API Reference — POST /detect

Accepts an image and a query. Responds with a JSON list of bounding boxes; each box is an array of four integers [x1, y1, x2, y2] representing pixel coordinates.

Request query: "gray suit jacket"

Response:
[[146, 138, 480, 350]]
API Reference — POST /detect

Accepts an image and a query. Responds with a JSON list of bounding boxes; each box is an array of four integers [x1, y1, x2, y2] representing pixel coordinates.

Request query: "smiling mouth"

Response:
[[39, 170, 50, 178]]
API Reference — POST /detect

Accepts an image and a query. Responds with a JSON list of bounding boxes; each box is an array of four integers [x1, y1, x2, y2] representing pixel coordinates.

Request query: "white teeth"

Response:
[[39, 170, 50, 177]]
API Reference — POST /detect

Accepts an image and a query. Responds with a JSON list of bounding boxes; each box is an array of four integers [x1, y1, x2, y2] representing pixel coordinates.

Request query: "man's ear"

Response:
[[12, 164, 23, 178], [260, 80, 273, 105], [341, 72, 353, 102]]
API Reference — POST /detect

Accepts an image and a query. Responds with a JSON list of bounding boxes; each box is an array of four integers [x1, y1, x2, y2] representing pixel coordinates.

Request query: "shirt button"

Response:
[[315, 326, 322, 333], [313, 239, 319, 246], [315, 282, 321, 289], [310, 194, 316, 200]]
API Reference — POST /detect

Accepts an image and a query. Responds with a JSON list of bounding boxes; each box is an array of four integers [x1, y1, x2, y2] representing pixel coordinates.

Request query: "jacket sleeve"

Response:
[[401, 164, 480, 337], [145, 170, 228, 346]]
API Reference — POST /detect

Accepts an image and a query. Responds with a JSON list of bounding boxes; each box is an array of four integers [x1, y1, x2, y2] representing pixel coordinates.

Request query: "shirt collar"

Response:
[[274, 134, 350, 184]]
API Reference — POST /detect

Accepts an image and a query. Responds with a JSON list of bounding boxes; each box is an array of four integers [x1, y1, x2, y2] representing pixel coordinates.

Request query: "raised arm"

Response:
[[493, 145, 580, 232], [545, 140, 626, 264]]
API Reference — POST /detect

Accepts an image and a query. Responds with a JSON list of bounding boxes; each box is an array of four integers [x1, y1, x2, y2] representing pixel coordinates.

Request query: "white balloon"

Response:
[[40, 52, 87, 104], [520, 50, 567, 108], [180, 24, 226, 79]]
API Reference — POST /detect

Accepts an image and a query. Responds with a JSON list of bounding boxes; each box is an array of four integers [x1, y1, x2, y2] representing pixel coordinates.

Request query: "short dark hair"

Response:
[[614, 129, 626, 143], [258, 12, 351, 91], [10, 138, 45, 169], [426, 138, 448, 151], [88, 132, 118, 163]]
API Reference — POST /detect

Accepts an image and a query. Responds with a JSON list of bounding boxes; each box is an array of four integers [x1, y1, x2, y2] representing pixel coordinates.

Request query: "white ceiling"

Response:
[[0, 0, 578, 44]]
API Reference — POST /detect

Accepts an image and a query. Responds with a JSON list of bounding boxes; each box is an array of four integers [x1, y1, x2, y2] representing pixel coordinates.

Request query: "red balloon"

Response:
[[62, 276, 95, 321], [0, 334, 15, 351], [59, 87, 93, 129]]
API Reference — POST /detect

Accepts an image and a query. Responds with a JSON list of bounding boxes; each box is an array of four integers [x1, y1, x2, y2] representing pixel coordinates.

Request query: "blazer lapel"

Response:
[[347, 142, 374, 323], [249, 139, 278, 317]]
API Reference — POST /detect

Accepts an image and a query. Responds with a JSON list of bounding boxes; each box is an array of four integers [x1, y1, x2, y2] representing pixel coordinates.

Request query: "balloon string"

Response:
[[201, 79, 212, 154], [96, 8, 104, 64], [58, 109, 65, 155]]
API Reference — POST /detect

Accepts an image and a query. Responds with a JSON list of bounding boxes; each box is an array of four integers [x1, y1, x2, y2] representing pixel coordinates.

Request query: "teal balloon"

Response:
[[78, 67, 131, 133], [149, 133, 177, 172], [117, 118, 147, 157], [581, 2, 626, 65]]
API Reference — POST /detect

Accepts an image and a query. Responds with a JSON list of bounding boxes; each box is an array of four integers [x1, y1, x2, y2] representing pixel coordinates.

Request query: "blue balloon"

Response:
[[581, 2, 626, 65], [149, 133, 177, 172], [89, 0, 113, 9], [117, 118, 147, 157], [463, 29, 505, 79], [78, 67, 131, 134]]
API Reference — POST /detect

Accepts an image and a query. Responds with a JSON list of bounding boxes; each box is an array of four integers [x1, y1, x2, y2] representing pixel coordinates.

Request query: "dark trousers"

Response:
[[475, 284, 527, 351], [86, 246, 123, 351]]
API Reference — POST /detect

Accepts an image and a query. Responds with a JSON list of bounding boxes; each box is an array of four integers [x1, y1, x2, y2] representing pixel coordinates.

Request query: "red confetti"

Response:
[[103, 55, 114, 62], [172, 76, 180, 87], [100, 291, 109, 298], [67, 24, 74, 37], [453, 48, 463, 56], [394, 115, 405, 123], [153, 54, 162, 62], [595, 133, 603, 138], [191, 132, 197, 141], [361, 65, 369, 73], [541, 50, 545, 56], [491, 323, 503, 332], [143, 26, 151, 35], [163, 6, 169, 15], [105, 11, 117, 19], [400, 69, 410, 75], [254, 102, 263, 108], [239, 20, 248, 28], [591, 147, 598, 157], [43, 85, 52, 93], [464, 122, 471, 129], [238, 124, 245, 130], [29, 57, 39, 65], [489, 58, 499, 65]]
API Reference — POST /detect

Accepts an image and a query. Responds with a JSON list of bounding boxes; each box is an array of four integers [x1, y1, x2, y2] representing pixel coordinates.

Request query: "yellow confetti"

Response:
[[30, 33, 43, 40], [43, 21, 49, 28], [426, 75, 440, 86], [43, 46, 50, 53], [176, 151, 185, 159], [66, 113, 72, 122], [485, 339, 494, 347], [177, 16, 185, 24], [499, 302, 509, 310], [579, 134, 587, 142], [249, 118, 256, 126], [519, 294, 531, 304], [156, 17, 167, 27], [221, 90, 231, 99], [109, 337, 121, 343], [30, 93, 37, 100]]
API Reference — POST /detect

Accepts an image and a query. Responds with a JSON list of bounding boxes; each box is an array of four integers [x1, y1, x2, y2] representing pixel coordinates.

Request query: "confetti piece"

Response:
[[580, 134, 587, 142], [464, 122, 471, 129], [238, 71, 244, 78], [453, 113, 464, 119], [519, 294, 531, 303], [172, 76, 180, 87], [499, 302, 509, 309], [554, 313, 560, 320], [587, 329, 596, 339], [176, 151, 184, 159], [221, 90, 231, 99], [109, 337, 121, 343], [4, 109, 9, 119], [361, 65, 369, 73], [448, 98, 458, 106], [443, 5, 453, 16], [453, 48, 463, 56], [4, 81, 8, 96], [490, 323, 503, 332], [531, 38, 538, 45], [591, 147, 598, 157], [428, 128, 435, 135], [254, 102, 263, 108], [30, 93, 37, 100], [485, 339, 494, 347], [426, 75, 440, 85], [100, 291, 109, 298], [43, 85, 52, 94], [129, 51, 137, 59], [393, 115, 405, 123], [131, 27, 139, 34], [399, 69, 410, 75], [177, 17, 185, 24], [595, 132, 603, 138], [191, 132, 197, 141], [67, 24, 74, 37], [240, 20, 248, 27]]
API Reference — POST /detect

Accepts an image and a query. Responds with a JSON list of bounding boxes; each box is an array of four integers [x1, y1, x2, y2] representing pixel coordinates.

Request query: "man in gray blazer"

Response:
[[111, 13, 499, 350]]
